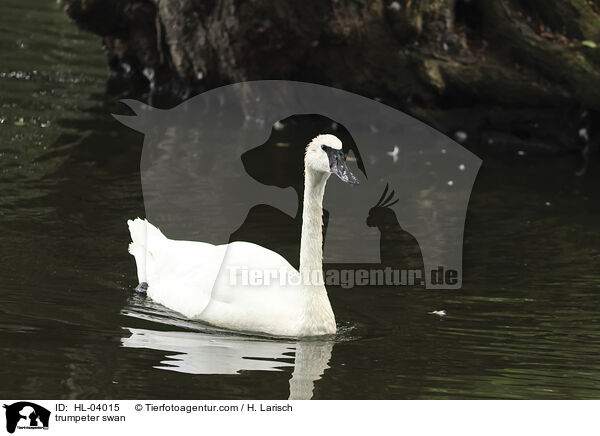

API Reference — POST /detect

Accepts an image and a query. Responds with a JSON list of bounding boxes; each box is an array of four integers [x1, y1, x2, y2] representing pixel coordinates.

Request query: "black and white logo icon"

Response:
[[3, 402, 50, 434]]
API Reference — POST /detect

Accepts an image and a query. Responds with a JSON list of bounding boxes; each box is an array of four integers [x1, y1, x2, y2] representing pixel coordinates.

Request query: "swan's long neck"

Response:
[[299, 168, 329, 281], [297, 167, 336, 335]]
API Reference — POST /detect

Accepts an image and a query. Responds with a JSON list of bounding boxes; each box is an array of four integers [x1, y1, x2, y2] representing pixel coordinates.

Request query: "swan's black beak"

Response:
[[323, 147, 359, 184]]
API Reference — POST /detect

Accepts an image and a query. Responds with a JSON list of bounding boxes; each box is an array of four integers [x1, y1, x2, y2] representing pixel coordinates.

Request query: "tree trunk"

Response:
[[59, 0, 600, 154]]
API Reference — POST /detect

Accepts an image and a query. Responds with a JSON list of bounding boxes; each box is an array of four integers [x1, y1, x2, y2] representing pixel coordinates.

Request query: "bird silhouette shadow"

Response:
[[366, 184, 424, 272]]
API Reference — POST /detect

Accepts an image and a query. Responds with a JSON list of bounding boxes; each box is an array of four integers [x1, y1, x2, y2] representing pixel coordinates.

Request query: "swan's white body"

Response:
[[128, 134, 355, 337]]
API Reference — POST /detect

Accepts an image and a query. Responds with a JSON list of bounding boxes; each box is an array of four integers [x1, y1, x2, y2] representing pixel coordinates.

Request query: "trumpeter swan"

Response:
[[128, 134, 358, 337]]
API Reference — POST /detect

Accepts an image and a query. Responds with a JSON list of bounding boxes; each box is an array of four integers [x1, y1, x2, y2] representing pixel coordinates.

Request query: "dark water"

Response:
[[1, 0, 600, 400]]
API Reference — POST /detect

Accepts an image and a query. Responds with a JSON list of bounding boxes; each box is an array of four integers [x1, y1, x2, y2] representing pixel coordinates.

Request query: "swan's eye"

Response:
[[321, 144, 328, 151]]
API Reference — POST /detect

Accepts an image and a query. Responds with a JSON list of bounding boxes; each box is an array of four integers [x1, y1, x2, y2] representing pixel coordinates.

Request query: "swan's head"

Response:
[[305, 134, 359, 184]]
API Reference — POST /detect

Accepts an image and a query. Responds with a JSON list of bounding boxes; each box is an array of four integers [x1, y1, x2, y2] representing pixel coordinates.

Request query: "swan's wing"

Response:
[[128, 219, 230, 318], [145, 238, 228, 318], [209, 241, 300, 302], [197, 242, 304, 334]]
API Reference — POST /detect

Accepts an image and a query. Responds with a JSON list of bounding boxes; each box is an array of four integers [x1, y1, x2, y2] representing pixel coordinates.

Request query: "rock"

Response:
[[58, 0, 600, 154]]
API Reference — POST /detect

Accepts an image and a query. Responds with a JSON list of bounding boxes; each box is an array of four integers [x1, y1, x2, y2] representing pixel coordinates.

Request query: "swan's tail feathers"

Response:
[[135, 282, 149, 293], [128, 218, 148, 284], [127, 218, 166, 285]]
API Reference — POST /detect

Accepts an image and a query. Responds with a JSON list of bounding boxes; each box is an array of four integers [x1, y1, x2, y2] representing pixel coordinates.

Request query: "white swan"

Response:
[[127, 134, 358, 337]]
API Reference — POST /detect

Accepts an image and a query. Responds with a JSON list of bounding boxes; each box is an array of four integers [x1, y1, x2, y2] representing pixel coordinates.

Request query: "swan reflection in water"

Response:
[[121, 327, 333, 400]]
